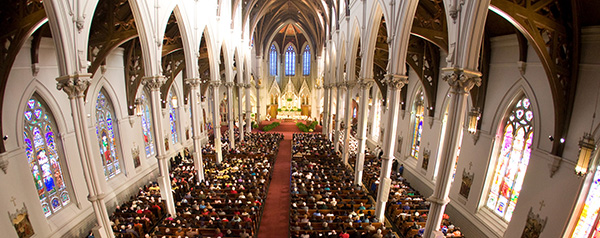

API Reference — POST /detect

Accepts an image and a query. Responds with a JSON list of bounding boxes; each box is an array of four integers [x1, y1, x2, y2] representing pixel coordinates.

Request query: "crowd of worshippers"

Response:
[[348, 152, 463, 238], [292, 133, 336, 156], [105, 132, 283, 238], [289, 133, 396, 238]]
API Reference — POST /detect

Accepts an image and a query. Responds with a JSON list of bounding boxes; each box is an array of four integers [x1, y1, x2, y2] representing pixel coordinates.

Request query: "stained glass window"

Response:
[[96, 89, 121, 179], [270, 44, 277, 76], [141, 92, 155, 157], [572, 165, 600, 237], [303, 45, 311, 76], [168, 88, 179, 144], [485, 96, 534, 222], [410, 90, 425, 159], [24, 95, 70, 217], [285, 45, 296, 76]]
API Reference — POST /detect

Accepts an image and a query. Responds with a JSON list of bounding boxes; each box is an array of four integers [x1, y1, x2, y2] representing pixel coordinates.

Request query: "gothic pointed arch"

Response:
[[23, 93, 73, 217], [409, 87, 425, 160], [483, 93, 535, 222], [95, 88, 123, 180]]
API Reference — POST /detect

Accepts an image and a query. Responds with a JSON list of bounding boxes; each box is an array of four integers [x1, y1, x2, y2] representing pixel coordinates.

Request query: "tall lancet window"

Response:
[[410, 89, 425, 159], [285, 45, 296, 76], [24, 94, 71, 217], [96, 89, 122, 179], [485, 95, 534, 222], [168, 88, 179, 144], [141, 91, 155, 157], [572, 164, 600, 237], [303, 45, 311, 75], [269, 44, 277, 76]]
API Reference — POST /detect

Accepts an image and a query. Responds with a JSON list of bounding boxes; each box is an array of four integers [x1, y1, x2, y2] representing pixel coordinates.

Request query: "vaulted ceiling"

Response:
[[242, 0, 332, 57]]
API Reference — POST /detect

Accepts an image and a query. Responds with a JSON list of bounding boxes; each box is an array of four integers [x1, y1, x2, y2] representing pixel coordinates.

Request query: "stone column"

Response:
[[327, 85, 336, 140], [315, 82, 323, 124], [354, 79, 374, 185], [185, 78, 205, 182], [423, 68, 481, 238], [321, 84, 330, 136], [341, 81, 355, 165], [374, 74, 408, 221], [225, 82, 236, 149], [368, 85, 379, 138], [334, 83, 346, 152], [245, 84, 252, 133], [142, 76, 177, 217], [255, 83, 261, 123], [209, 81, 223, 164], [236, 83, 244, 142], [56, 74, 114, 238]]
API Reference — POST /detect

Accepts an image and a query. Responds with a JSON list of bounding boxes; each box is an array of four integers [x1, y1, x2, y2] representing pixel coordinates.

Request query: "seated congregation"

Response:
[[108, 132, 283, 238], [289, 133, 394, 238]]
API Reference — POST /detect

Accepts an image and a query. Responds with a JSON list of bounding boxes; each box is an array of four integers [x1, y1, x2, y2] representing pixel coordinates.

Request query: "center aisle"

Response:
[[258, 132, 293, 238]]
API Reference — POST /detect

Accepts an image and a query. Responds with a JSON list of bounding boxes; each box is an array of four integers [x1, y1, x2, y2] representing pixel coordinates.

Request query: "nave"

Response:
[[107, 120, 463, 238]]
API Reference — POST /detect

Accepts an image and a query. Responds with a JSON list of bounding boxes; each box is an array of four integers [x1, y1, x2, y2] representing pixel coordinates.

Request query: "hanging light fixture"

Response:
[[577, 83, 600, 176], [171, 95, 179, 109], [468, 107, 481, 134], [576, 133, 595, 176], [134, 98, 144, 116]]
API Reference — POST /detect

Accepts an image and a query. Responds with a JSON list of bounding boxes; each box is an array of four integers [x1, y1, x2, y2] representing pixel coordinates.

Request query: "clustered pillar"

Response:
[[185, 78, 205, 183], [57, 74, 114, 238], [422, 68, 481, 238], [142, 76, 177, 217], [354, 79, 374, 186], [209, 80, 223, 164], [374, 74, 408, 221]]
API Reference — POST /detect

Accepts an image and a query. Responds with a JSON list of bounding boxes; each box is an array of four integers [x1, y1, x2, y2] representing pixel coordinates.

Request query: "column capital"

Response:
[[383, 74, 409, 89], [358, 78, 375, 89], [209, 80, 222, 88], [243, 83, 252, 89], [56, 73, 92, 98], [185, 78, 202, 87], [344, 80, 356, 88], [337, 82, 347, 90], [142, 76, 166, 90], [442, 67, 482, 93], [224, 82, 235, 88], [323, 84, 330, 90]]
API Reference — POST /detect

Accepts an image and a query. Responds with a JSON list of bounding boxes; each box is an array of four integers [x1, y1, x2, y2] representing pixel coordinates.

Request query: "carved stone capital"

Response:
[[442, 68, 482, 94], [142, 76, 166, 90], [243, 83, 252, 89], [56, 74, 92, 98], [224, 82, 235, 88], [383, 74, 409, 89], [209, 81, 221, 89], [358, 78, 375, 89], [337, 82, 347, 91], [344, 80, 356, 88], [185, 78, 202, 88]]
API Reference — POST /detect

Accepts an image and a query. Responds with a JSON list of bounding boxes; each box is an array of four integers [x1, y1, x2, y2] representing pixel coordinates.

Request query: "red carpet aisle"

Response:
[[258, 132, 293, 238]]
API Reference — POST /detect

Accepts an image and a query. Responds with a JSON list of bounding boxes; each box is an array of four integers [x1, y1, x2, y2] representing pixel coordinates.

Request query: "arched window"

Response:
[[96, 89, 122, 179], [24, 94, 71, 217], [269, 44, 277, 76], [410, 90, 425, 159], [168, 88, 179, 144], [303, 45, 311, 76], [285, 45, 296, 76], [485, 95, 533, 222], [141, 91, 155, 157], [572, 165, 600, 237]]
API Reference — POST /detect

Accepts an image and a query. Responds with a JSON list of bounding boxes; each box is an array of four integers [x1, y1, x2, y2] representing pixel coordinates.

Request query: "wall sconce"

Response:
[[171, 95, 178, 109], [134, 98, 144, 117], [468, 107, 481, 134], [576, 132, 595, 176]]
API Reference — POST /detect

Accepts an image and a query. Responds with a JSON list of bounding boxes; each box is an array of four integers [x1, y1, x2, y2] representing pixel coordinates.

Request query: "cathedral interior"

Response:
[[1, 0, 600, 237]]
